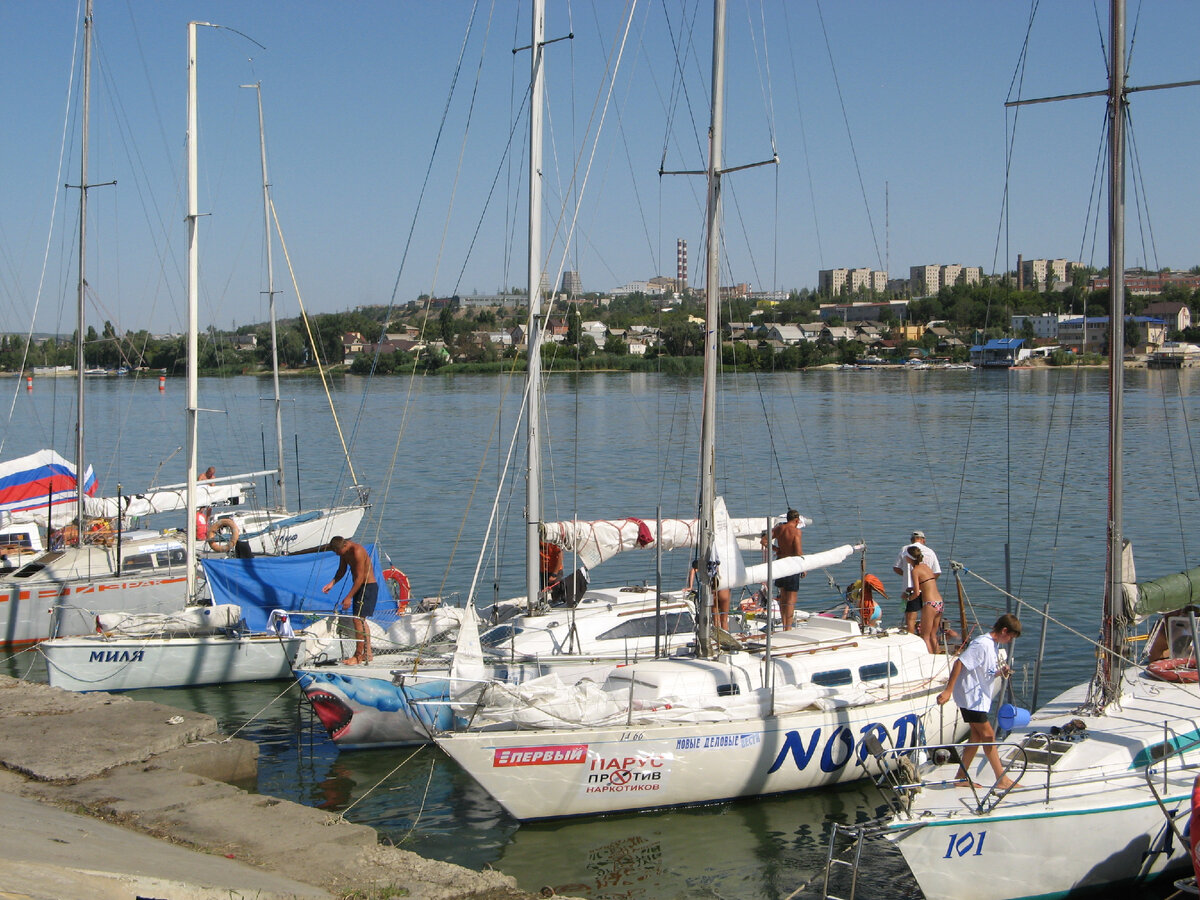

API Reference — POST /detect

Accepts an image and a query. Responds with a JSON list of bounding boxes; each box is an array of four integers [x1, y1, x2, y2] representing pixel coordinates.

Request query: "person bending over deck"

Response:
[[937, 614, 1022, 790], [322, 536, 377, 665]]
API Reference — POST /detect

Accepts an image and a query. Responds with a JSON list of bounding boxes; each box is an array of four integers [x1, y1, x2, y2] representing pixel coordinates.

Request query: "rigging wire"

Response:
[[778, 3, 824, 269], [812, 0, 883, 273], [1, 1, 83, 456]]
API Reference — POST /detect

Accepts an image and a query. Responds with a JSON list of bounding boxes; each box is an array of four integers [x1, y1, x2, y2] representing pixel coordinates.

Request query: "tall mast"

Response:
[[246, 82, 287, 512], [185, 22, 206, 599], [74, 0, 94, 539], [1101, 0, 1127, 702], [525, 0, 546, 611], [696, 0, 726, 658]]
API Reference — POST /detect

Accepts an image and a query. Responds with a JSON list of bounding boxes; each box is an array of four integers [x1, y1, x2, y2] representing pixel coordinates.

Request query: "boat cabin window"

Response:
[[858, 661, 899, 682], [812, 668, 854, 687], [480, 624, 523, 649], [596, 611, 695, 642], [158, 548, 187, 568], [124, 548, 187, 572], [122, 553, 155, 572], [0, 532, 34, 549]]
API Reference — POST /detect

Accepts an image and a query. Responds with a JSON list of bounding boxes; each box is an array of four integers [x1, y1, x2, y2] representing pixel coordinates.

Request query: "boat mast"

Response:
[[1100, 0, 1127, 705], [73, 0, 94, 541], [525, 0, 546, 612], [246, 82, 287, 513], [185, 22, 209, 600], [696, 0, 727, 658]]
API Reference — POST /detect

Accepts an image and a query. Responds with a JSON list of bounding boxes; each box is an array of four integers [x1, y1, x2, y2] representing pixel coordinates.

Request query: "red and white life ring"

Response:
[[1147, 657, 1199, 684], [383, 567, 411, 612]]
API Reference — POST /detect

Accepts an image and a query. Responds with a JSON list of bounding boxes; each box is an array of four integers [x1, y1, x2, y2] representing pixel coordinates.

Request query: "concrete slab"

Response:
[[0, 791, 330, 898], [0, 699, 218, 780], [0, 676, 562, 899]]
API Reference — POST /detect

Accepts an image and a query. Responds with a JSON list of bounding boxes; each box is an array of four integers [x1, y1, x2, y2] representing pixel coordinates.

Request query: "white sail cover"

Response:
[[96, 604, 244, 636], [542, 512, 809, 569], [84, 481, 250, 520]]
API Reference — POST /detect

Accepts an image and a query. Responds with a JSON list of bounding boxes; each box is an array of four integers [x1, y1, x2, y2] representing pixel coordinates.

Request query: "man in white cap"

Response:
[[894, 530, 941, 636]]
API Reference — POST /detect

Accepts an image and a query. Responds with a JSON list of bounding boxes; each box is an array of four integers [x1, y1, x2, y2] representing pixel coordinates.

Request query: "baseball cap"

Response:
[[911, 530, 925, 540]]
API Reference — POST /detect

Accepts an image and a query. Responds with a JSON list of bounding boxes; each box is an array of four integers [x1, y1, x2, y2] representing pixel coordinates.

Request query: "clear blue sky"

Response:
[[2, 1, 1198, 335]]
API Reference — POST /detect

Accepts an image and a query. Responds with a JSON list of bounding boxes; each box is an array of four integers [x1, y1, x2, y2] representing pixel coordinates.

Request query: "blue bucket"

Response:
[[997, 703, 1031, 730]]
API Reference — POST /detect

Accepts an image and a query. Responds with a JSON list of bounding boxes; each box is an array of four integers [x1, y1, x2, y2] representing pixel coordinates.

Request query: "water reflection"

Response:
[[493, 784, 918, 900]]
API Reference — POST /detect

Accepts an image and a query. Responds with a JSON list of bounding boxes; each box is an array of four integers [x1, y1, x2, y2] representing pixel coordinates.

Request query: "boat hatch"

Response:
[[596, 611, 695, 641], [14, 553, 64, 577], [1129, 730, 1200, 769], [812, 668, 854, 687], [481, 624, 523, 648], [1001, 734, 1077, 768]]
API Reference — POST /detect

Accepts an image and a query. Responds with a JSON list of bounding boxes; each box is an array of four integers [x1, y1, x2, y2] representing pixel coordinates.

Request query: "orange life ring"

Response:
[[206, 517, 240, 553], [1147, 657, 1198, 683], [383, 567, 411, 609]]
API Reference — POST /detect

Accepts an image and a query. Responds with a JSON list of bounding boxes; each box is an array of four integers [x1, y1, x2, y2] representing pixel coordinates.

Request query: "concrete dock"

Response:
[[0, 674, 557, 899]]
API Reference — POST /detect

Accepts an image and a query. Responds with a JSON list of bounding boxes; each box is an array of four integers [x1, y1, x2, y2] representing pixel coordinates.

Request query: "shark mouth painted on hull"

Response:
[[304, 688, 355, 741]]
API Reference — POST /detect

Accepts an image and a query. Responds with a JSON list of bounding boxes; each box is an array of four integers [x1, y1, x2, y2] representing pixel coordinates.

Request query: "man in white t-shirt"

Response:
[[937, 614, 1022, 790], [894, 530, 941, 635]]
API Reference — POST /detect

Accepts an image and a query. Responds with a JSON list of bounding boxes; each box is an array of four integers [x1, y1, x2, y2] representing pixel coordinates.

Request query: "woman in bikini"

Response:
[[906, 545, 943, 653]]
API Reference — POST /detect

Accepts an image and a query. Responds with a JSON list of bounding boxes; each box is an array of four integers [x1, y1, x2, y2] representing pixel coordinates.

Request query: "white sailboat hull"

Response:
[[436, 689, 961, 821], [296, 587, 701, 749], [41, 632, 313, 692], [219, 504, 366, 555], [885, 672, 1200, 900], [0, 537, 192, 648]]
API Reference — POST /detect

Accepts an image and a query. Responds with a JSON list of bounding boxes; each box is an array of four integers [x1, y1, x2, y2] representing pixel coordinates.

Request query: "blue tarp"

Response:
[[202, 543, 386, 631]]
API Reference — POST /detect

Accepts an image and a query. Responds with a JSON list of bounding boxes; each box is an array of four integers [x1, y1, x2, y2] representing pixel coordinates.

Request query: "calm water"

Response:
[[4, 367, 1199, 898]]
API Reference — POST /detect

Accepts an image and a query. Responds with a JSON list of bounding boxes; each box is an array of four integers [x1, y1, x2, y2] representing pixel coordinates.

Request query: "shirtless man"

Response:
[[771, 509, 804, 630], [322, 536, 377, 665]]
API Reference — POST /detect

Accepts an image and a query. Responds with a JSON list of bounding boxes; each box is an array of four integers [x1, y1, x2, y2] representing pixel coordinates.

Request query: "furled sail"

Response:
[[1132, 564, 1200, 620], [84, 480, 251, 520], [542, 511, 809, 569], [0, 449, 96, 528]]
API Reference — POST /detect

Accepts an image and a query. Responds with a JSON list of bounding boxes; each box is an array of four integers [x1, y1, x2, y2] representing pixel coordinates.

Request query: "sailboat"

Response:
[[193, 80, 367, 558], [427, 0, 961, 821], [0, 2, 241, 650], [0, 9, 363, 650], [845, 4, 1200, 898], [38, 21, 359, 690]]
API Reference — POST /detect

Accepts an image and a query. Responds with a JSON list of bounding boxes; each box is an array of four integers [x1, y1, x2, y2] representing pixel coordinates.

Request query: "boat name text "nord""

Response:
[[766, 714, 921, 774], [493, 744, 588, 767], [88, 649, 145, 663]]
